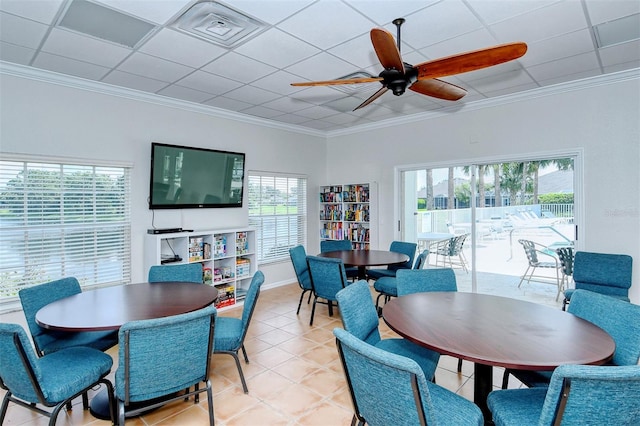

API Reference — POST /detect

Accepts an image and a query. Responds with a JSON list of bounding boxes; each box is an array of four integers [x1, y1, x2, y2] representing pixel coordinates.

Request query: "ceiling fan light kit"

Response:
[[292, 18, 527, 111]]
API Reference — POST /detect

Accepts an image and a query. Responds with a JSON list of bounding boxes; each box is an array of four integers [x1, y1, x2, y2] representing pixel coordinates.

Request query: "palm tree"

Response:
[[493, 164, 502, 207], [426, 169, 434, 210], [447, 167, 455, 209]]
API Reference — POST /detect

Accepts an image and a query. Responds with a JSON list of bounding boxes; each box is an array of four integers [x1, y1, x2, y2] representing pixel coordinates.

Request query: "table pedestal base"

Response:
[[89, 389, 165, 421], [474, 363, 494, 426]]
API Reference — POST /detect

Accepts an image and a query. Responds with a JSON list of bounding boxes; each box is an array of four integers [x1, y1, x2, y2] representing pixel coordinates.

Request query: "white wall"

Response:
[[0, 74, 326, 286], [326, 76, 640, 302]]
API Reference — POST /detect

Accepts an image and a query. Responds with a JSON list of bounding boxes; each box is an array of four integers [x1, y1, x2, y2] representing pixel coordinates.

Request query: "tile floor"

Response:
[[1, 280, 525, 425]]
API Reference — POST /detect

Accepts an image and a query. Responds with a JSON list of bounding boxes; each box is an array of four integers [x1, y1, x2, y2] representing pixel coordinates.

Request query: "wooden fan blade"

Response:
[[370, 28, 405, 73], [353, 86, 389, 111], [409, 79, 467, 101], [415, 42, 528, 80], [291, 77, 383, 87]]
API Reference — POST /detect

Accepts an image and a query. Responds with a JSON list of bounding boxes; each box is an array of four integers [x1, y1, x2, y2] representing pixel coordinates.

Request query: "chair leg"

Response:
[[296, 290, 306, 315], [1, 393, 11, 425], [457, 358, 463, 373], [327, 300, 334, 317], [230, 352, 249, 393], [82, 392, 89, 410], [205, 383, 215, 426], [241, 345, 249, 363], [501, 369, 510, 389], [375, 292, 385, 316], [310, 296, 317, 326]]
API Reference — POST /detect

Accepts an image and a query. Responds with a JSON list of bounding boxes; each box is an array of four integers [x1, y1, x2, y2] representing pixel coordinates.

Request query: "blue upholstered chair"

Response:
[[307, 256, 350, 326], [488, 365, 640, 426], [320, 239, 359, 280], [502, 289, 640, 389], [18, 277, 118, 356], [148, 263, 203, 283], [396, 268, 464, 373], [373, 250, 428, 314], [334, 327, 483, 426], [366, 241, 417, 281], [289, 245, 314, 314], [214, 271, 264, 393], [563, 251, 632, 310], [0, 323, 115, 425], [336, 281, 440, 382], [115, 305, 217, 425]]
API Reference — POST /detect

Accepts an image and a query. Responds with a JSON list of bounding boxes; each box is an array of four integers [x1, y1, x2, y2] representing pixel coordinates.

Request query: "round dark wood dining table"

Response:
[[383, 292, 614, 424], [316, 249, 409, 280], [35, 282, 219, 420]]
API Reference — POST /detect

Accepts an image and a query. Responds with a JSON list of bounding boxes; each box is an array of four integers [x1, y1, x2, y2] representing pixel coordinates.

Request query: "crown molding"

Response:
[[0, 61, 326, 138], [1, 61, 638, 140]]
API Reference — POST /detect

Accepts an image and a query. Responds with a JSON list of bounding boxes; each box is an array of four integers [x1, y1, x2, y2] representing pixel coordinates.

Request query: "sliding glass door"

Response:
[[400, 155, 578, 307]]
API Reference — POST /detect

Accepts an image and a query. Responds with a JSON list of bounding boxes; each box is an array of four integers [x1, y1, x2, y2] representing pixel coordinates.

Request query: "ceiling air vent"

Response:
[[57, 0, 156, 49], [170, 1, 267, 48]]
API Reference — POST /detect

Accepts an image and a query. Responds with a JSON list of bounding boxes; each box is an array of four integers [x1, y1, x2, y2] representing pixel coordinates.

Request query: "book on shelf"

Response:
[[189, 236, 204, 261], [214, 235, 227, 258]]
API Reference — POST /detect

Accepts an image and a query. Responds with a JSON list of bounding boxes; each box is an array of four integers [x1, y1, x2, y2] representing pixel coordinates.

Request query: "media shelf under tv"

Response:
[[144, 228, 256, 310]]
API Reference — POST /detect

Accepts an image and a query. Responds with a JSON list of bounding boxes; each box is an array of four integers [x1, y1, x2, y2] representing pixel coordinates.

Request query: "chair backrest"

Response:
[[18, 277, 82, 355], [449, 234, 469, 256], [396, 268, 457, 297], [0, 323, 46, 404], [539, 364, 640, 425], [519, 239, 539, 264], [413, 251, 428, 270], [568, 289, 640, 366], [334, 327, 433, 426], [148, 263, 203, 283], [307, 256, 348, 301], [336, 281, 381, 346], [572, 251, 632, 299], [320, 239, 353, 252], [556, 247, 574, 276], [115, 305, 217, 404], [289, 245, 312, 290], [240, 271, 265, 334], [388, 241, 417, 272]]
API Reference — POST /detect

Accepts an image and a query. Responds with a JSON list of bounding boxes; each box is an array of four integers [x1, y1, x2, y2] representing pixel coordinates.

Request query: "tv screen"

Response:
[[149, 142, 245, 209]]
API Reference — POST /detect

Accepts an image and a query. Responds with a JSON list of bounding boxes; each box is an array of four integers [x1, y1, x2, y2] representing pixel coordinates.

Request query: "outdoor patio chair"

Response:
[[562, 251, 632, 310], [429, 234, 469, 272], [334, 327, 483, 426], [517, 239, 563, 300]]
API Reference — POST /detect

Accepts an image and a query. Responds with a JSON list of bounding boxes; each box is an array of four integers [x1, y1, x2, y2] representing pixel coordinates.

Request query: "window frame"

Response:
[[248, 172, 307, 264]]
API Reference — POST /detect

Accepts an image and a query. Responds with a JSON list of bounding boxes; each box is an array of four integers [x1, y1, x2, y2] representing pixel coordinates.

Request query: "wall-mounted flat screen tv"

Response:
[[149, 142, 245, 209]]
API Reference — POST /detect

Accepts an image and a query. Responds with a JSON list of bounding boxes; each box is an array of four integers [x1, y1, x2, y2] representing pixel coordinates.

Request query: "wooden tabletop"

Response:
[[316, 249, 409, 267], [383, 292, 614, 370], [36, 282, 219, 332]]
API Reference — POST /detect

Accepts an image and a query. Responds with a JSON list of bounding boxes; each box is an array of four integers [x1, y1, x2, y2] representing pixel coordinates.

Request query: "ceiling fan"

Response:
[[291, 18, 527, 111]]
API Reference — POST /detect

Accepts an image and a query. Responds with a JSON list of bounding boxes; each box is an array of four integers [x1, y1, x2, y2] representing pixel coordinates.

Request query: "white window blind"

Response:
[[0, 160, 131, 300], [248, 173, 307, 263]]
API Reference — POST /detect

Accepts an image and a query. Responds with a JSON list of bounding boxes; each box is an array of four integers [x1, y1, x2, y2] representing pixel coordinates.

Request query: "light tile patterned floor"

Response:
[[1, 280, 525, 425]]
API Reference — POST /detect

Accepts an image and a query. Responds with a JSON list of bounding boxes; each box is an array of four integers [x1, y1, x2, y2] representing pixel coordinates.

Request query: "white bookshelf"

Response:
[[144, 228, 256, 309], [320, 183, 371, 250]]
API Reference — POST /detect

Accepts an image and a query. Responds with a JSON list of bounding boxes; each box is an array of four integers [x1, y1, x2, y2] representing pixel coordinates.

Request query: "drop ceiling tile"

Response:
[[348, 0, 437, 26], [241, 105, 284, 119], [287, 52, 360, 81], [158, 84, 215, 103], [0, 0, 65, 24], [270, 113, 313, 125], [455, 59, 524, 83], [585, 0, 640, 25], [400, 0, 483, 49], [537, 68, 602, 87], [519, 29, 595, 67], [465, 69, 536, 94], [0, 12, 49, 49], [598, 39, 640, 67], [41, 28, 132, 68], [0, 41, 35, 65], [527, 51, 601, 81], [117, 52, 194, 82], [419, 28, 500, 60], [102, 69, 168, 93], [222, 84, 281, 105], [225, 0, 314, 25], [139, 28, 227, 68], [327, 32, 379, 69], [234, 28, 319, 68], [203, 95, 253, 111], [260, 96, 316, 114], [175, 69, 242, 95], [482, 82, 539, 97], [294, 104, 340, 119], [466, 0, 558, 25], [32, 51, 109, 80], [604, 59, 640, 72], [96, 0, 192, 25], [278, 0, 373, 50], [250, 70, 307, 96], [201, 52, 277, 83], [490, 1, 588, 44]]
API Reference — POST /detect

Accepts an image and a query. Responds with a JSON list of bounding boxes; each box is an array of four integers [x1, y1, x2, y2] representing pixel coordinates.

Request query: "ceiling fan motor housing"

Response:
[[379, 65, 417, 96]]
